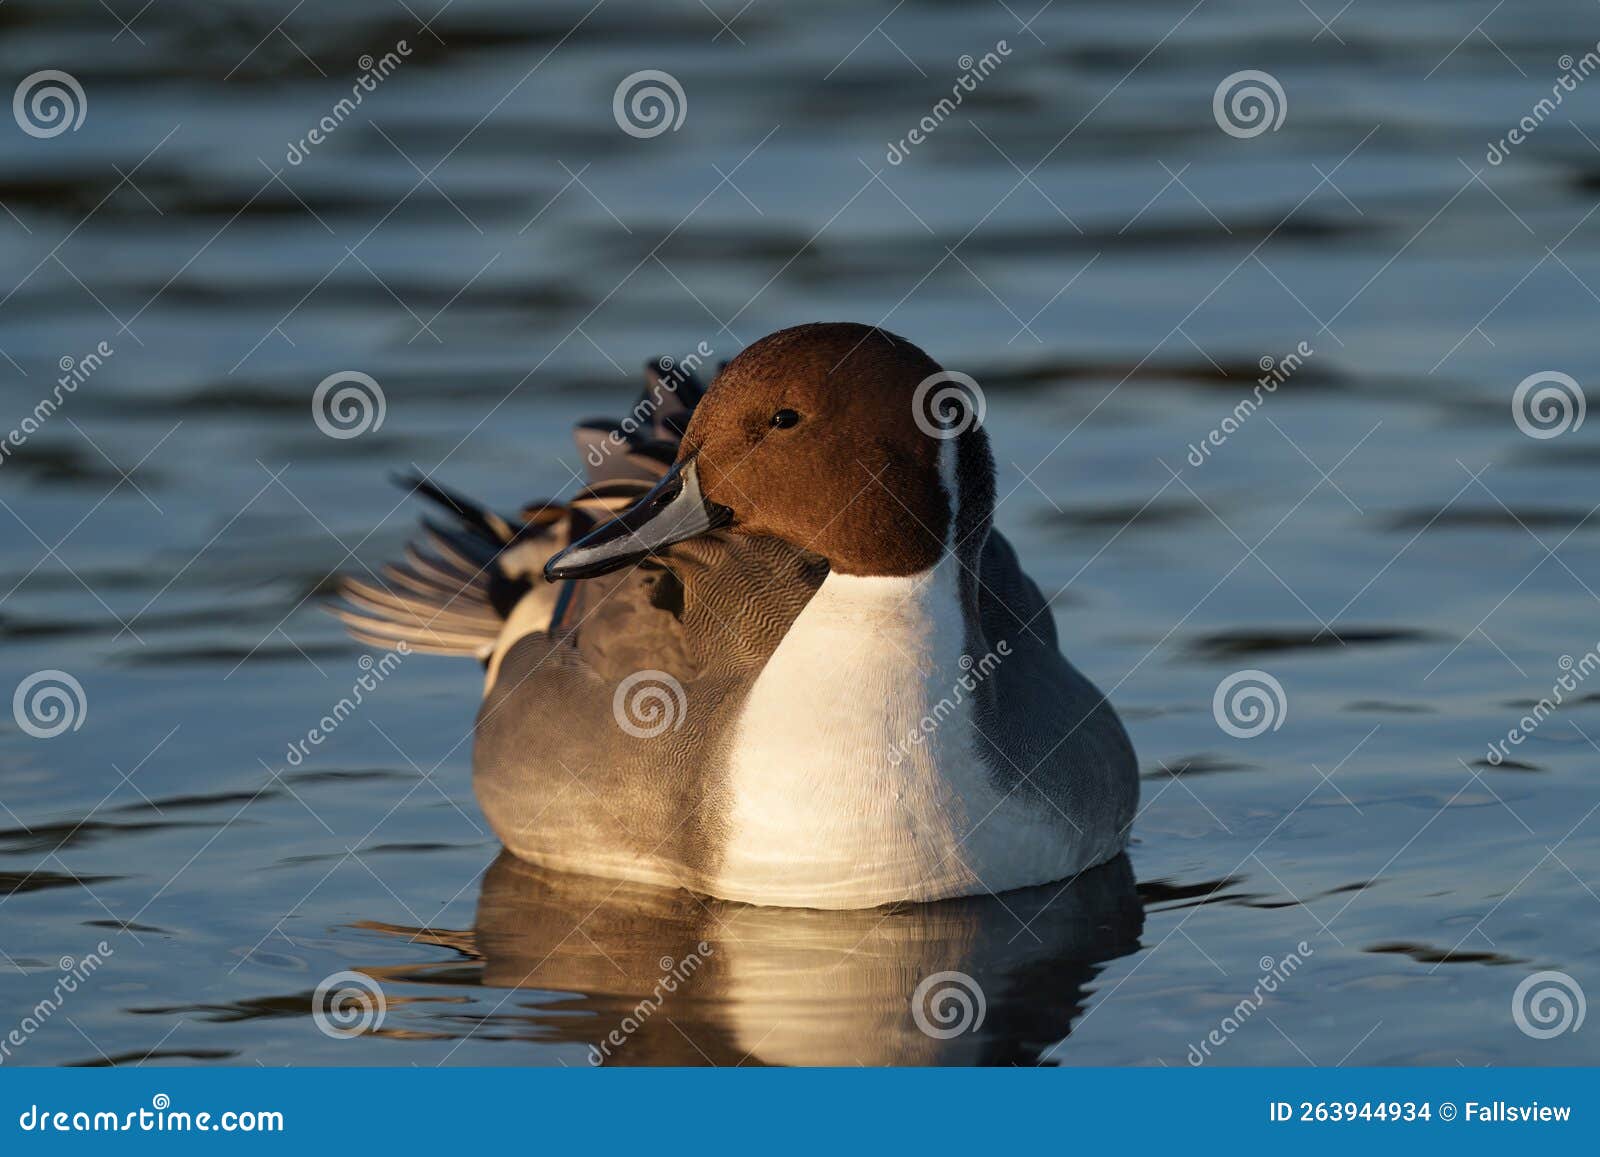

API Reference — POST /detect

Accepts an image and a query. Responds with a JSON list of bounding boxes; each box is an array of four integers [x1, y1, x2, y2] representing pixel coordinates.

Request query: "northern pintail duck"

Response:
[[334, 323, 1137, 909]]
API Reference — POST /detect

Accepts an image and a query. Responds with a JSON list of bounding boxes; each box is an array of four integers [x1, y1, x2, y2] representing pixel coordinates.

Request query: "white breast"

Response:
[[712, 557, 1076, 909]]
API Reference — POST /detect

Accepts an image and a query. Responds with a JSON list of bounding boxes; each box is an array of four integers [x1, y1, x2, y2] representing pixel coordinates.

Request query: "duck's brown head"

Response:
[[546, 322, 993, 581]]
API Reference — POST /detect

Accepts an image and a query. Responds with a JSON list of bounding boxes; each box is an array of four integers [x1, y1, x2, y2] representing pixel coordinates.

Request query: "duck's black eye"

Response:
[[770, 408, 800, 429]]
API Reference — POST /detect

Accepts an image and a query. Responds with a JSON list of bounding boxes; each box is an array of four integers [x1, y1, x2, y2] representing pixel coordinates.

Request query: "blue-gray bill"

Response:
[[543, 457, 732, 581]]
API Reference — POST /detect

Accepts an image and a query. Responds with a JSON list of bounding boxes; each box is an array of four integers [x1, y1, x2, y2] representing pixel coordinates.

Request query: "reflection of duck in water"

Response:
[[449, 850, 1142, 1066], [334, 324, 1137, 909]]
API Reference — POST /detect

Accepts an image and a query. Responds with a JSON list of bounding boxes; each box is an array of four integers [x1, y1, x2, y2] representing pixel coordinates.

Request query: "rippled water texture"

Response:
[[2, 0, 1599, 1066]]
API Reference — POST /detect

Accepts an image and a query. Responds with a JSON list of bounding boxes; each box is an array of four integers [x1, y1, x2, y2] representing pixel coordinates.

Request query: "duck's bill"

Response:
[[544, 457, 733, 581]]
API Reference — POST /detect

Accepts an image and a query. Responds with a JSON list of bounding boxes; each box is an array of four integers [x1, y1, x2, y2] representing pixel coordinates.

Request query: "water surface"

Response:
[[2, 0, 1599, 1066]]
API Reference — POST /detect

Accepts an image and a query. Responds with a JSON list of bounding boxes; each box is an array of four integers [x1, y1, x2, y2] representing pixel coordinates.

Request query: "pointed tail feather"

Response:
[[331, 354, 702, 660], [327, 478, 537, 659]]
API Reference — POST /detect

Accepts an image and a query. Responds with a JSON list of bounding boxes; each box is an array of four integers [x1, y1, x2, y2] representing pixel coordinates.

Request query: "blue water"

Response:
[[1, 0, 1598, 1066]]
